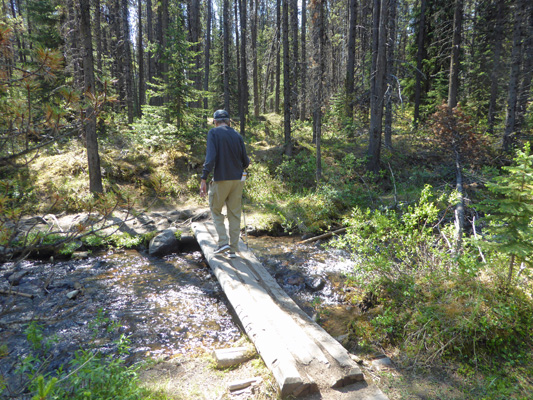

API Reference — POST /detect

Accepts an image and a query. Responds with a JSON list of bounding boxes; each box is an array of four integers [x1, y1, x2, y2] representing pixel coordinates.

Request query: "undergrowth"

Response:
[[3, 317, 167, 400]]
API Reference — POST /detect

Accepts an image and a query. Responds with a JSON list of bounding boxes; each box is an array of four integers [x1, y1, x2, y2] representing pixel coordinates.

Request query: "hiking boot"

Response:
[[214, 244, 230, 254]]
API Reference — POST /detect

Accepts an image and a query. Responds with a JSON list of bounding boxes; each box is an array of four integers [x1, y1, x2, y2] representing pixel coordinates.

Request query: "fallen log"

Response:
[[212, 346, 255, 368], [192, 222, 365, 398], [298, 228, 347, 245]]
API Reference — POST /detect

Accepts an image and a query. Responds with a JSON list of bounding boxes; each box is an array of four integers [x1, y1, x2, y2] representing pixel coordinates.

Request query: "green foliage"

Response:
[[333, 185, 455, 282], [129, 105, 179, 149], [275, 152, 318, 193], [13, 315, 166, 400], [478, 143, 533, 282]]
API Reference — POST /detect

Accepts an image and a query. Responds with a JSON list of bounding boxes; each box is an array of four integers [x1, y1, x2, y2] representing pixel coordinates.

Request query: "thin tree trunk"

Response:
[[290, 0, 299, 120], [223, 0, 231, 112], [503, 0, 524, 153], [275, 0, 281, 114], [138, 0, 145, 116], [413, 0, 426, 126], [204, 0, 212, 112], [300, 0, 307, 119], [146, 0, 154, 99], [252, 0, 260, 118], [487, 0, 505, 135], [283, 0, 292, 155], [121, 0, 134, 123], [235, 0, 241, 116], [384, 0, 397, 149], [447, 0, 463, 109], [516, 5, 533, 132], [311, 0, 324, 182], [346, 0, 357, 119], [239, 0, 248, 136], [80, 0, 103, 193], [94, 0, 103, 82]]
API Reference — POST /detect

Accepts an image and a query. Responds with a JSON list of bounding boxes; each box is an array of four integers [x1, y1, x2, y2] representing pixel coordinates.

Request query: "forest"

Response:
[[1, 0, 533, 398]]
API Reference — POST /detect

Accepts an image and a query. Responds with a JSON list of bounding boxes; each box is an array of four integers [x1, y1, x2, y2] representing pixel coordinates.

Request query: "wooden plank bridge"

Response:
[[192, 221, 389, 399]]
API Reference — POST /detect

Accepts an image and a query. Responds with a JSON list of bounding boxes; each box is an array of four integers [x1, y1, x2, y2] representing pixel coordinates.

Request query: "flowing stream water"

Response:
[[0, 235, 357, 395]]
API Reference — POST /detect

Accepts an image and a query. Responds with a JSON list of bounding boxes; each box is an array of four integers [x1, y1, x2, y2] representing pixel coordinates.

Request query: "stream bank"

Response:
[[1, 210, 369, 399]]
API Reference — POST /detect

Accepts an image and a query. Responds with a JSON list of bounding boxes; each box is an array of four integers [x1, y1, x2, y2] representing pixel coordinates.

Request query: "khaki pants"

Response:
[[208, 180, 244, 252]]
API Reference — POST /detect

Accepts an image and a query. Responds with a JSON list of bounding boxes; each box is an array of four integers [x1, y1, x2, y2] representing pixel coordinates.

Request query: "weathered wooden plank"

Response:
[[192, 221, 364, 397]]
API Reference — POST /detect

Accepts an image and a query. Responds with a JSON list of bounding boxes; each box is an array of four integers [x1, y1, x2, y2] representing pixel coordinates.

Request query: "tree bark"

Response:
[[283, 0, 292, 155], [503, 0, 524, 153], [367, 0, 388, 174], [223, 0, 231, 113], [93, 0, 103, 82], [300, 0, 307, 119], [138, 0, 145, 116], [310, 0, 325, 183], [239, 0, 248, 136], [516, 4, 533, 132], [413, 0, 426, 126], [384, 0, 397, 149], [290, 0, 299, 120], [345, 0, 357, 119], [447, 0, 463, 109], [204, 0, 212, 112], [275, 0, 281, 114], [146, 0, 154, 98], [121, 0, 134, 123], [487, 0, 505, 135], [79, 0, 103, 193], [252, 0, 260, 118]]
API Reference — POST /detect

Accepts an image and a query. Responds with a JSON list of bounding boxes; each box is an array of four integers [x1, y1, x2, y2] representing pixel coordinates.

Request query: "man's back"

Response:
[[202, 125, 249, 182]]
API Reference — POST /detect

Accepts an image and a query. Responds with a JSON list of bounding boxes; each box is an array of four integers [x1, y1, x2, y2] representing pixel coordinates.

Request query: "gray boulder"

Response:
[[149, 228, 180, 257]]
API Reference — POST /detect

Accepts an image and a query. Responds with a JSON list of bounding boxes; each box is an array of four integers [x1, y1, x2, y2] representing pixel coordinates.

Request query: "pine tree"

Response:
[[479, 143, 533, 284]]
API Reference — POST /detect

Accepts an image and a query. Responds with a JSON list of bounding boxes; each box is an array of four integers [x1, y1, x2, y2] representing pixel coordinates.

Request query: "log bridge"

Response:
[[192, 222, 386, 399]]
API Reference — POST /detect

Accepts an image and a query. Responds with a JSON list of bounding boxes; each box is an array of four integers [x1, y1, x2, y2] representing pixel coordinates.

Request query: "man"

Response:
[[200, 110, 250, 258]]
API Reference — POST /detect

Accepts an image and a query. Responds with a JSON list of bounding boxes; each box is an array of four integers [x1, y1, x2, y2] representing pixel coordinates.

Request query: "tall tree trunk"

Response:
[[346, 0, 357, 119], [503, 0, 524, 153], [239, 0, 248, 136], [204, 0, 212, 111], [282, 0, 292, 155], [290, 0, 299, 119], [146, 0, 154, 99], [487, 0, 505, 135], [138, 0, 145, 116], [516, 4, 533, 132], [80, 0, 103, 194], [94, 0, 103, 82], [384, 0, 397, 149], [223, 0, 231, 112], [413, 0, 426, 126], [300, 0, 307, 119], [310, 0, 324, 183], [235, 0, 241, 116], [367, 0, 388, 174], [188, 0, 201, 107], [275, 0, 281, 114], [447, 0, 463, 109], [252, 0, 260, 118], [121, 0, 134, 123]]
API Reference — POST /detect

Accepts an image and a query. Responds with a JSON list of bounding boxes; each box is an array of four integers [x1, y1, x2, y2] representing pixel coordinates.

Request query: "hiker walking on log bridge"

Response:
[[199, 110, 250, 259]]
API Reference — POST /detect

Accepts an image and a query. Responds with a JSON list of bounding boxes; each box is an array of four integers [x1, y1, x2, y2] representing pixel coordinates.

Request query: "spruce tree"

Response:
[[479, 143, 533, 284]]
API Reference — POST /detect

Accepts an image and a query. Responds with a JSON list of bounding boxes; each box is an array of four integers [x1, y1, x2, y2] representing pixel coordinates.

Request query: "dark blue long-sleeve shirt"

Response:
[[201, 125, 250, 181]]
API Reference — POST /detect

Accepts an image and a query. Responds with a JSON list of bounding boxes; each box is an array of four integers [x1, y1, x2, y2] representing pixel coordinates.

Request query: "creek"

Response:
[[0, 234, 357, 396]]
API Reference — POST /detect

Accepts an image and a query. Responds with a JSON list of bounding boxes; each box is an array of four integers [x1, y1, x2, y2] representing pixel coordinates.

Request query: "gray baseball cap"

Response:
[[213, 109, 230, 120]]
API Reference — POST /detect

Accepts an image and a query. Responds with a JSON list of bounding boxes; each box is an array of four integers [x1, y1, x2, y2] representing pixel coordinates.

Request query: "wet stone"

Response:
[[8, 270, 30, 286], [306, 276, 327, 292]]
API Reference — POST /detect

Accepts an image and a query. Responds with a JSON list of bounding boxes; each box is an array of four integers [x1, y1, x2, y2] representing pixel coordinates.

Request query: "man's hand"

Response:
[[200, 179, 207, 198]]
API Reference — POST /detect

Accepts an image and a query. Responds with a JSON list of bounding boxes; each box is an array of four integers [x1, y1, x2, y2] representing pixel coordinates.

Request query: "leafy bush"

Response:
[[8, 319, 166, 400]]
